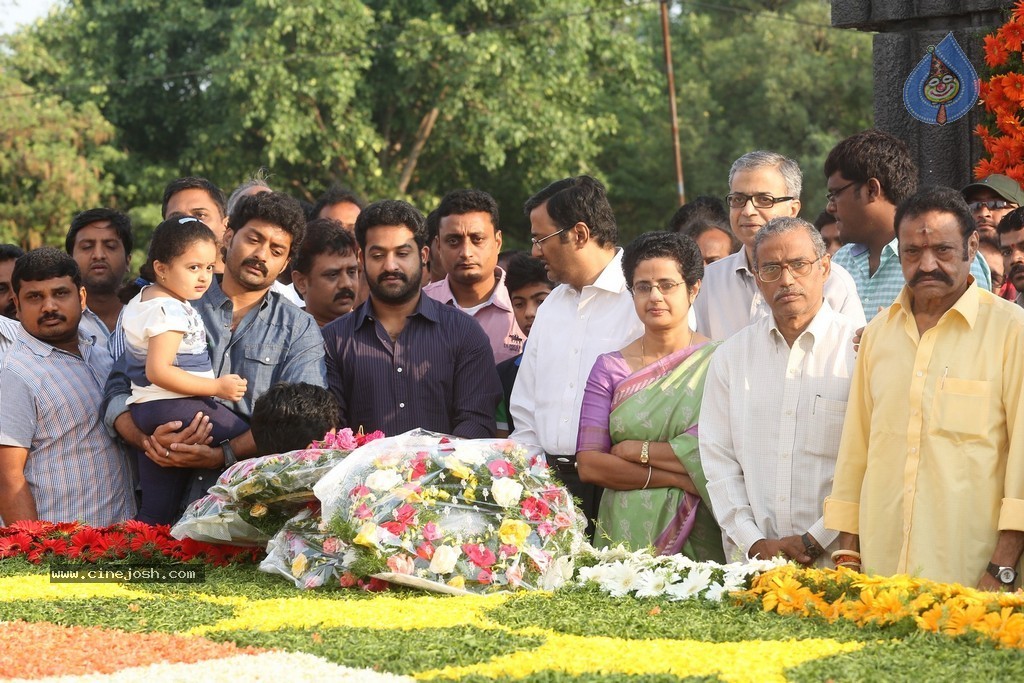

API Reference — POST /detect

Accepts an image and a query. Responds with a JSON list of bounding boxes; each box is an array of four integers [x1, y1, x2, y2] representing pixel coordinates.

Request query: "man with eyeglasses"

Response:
[[510, 175, 643, 536], [962, 173, 1023, 241], [692, 150, 864, 341], [700, 216, 857, 567], [826, 130, 990, 323]]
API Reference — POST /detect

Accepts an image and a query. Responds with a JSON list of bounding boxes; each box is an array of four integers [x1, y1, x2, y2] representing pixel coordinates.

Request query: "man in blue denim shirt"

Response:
[[103, 191, 326, 507]]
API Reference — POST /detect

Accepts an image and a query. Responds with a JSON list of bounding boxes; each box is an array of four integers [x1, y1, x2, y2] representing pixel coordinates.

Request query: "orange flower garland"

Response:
[[976, 1, 1024, 185]]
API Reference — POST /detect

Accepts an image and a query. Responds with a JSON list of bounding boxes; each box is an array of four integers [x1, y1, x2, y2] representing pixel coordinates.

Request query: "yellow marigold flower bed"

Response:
[[739, 564, 1024, 648]]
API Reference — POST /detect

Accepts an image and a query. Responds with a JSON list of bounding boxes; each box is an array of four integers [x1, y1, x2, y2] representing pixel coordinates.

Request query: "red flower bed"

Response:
[[0, 520, 263, 566]]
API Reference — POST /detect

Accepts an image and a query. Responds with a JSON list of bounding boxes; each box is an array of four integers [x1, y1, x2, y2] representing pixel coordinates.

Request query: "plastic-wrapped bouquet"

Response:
[[172, 428, 384, 543], [313, 430, 588, 594]]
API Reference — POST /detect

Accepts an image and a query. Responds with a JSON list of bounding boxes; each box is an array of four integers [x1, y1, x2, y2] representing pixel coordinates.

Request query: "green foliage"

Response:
[[0, 0, 872, 249], [213, 625, 545, 674], [0, 71, 123, 247]]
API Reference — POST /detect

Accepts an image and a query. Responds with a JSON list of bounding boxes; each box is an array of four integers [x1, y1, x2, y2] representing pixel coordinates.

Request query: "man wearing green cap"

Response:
[[962, 173, 1024, 242]]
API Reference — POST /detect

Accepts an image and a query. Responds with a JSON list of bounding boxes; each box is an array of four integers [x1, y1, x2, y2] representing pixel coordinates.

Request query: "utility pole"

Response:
[[660, 0, 685, 206]]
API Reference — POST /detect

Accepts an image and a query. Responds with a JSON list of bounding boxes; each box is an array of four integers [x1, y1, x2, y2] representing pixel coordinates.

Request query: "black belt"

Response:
[[547, 453, 577, 475]]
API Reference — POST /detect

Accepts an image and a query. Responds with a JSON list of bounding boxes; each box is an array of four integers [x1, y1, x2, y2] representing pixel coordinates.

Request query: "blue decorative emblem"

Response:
[[903, 32, 979, 126]]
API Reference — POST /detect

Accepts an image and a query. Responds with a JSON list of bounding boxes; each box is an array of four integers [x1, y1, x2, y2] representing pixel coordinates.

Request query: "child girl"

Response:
[[123, 215, 249, 523]]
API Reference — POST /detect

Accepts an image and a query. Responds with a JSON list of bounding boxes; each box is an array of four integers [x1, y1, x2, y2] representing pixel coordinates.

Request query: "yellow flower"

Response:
[[249, 504, 268, 518], [447, 576, 466, 589], [291, 553, 308, 578], [499, 519, 530, 547], [353, 522, 380, 548], [444, 457, 472, 480], [915, 605, 945, 632]]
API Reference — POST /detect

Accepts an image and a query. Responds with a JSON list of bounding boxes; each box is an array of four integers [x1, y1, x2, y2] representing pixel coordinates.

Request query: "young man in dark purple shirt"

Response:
[[322, 200, 501, 437]]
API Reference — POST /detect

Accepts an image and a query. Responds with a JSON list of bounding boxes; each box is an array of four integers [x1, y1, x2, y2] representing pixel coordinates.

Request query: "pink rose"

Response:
[[487, 459, 517, 478], [554, 512, 573, 529], [339, 572, 358, 588], [477, 568, 493, 584], [354, 503, 374, 520], [322, 537, 341, 554], [499, 543, 519, 558], [422, 522, 442, 541], [537, 521, 555, 538], [386, 553, 416, 575], [462, 543, 497, 568], [541, 488, 564, 502], [520, 497, 551, 521], [506, 560, 525, 587], [349, 485, 371, 499], [394, 504, 417, 524]]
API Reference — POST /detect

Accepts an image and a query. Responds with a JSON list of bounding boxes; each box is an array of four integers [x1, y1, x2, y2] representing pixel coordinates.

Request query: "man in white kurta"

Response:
[[700, 217, 858, 565]]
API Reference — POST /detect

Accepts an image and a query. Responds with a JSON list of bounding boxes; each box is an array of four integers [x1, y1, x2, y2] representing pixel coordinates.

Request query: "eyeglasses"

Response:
[[755, 256, 823, 283], [968, 199, 1015, 212], [825, 181, 860, 204], [630, 280, 686, 297], [531, 228, 567, 250], [726, 193, 795, 209]]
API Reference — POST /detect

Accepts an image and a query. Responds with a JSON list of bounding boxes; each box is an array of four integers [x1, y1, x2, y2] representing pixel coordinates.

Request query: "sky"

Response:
[[0, 0, 61, 36]]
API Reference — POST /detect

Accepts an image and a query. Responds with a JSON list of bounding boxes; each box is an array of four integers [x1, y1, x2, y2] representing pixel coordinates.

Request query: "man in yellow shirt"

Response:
[[824, 186, 1024, 590]]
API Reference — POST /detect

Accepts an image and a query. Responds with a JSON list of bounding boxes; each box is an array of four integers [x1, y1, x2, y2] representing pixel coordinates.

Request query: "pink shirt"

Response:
[[423, 268, 524, 364]]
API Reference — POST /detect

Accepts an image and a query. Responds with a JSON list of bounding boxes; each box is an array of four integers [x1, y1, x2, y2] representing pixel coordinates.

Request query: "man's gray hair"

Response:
[[752, 216, 826, 263], [226, 169, 273, 216], [728, 150, 803, 199]]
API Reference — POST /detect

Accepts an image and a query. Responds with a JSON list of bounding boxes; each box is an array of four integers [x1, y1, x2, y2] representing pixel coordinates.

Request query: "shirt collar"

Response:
[[888, 276, 980, 329], [767, 300, 835, 349], [16, 324, 94, 358], [355, 291, 441, 328], [588, 248, 628, 294], [430, 267, 514, 312]]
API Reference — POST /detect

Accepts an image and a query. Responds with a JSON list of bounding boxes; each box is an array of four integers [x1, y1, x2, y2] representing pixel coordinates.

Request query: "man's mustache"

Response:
[[241, 257, 268, 275], [333, 288, 357, 301], [909, 269, 953, 286], [377, 271, 408, 284], [38, 313, 66, 324]]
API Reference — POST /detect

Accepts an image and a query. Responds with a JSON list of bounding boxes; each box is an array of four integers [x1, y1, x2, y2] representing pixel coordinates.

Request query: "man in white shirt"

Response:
[[510, 176, 643, 534], [693, 151, 865, 340], [700, 216, 858, 565]]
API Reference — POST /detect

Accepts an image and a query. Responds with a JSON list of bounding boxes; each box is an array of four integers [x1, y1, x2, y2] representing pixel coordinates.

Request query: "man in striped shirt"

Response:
[[0, 248, 136, 526]]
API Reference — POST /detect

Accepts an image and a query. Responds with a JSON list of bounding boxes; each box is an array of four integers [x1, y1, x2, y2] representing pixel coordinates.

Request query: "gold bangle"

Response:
[[640, 440, 650, 466]]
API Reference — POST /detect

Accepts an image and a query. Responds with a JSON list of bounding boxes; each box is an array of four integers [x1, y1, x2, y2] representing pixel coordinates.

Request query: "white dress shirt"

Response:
[[693, 249, 866, 340], [510, 249, 643, 456], [699, 301, 858, 563]]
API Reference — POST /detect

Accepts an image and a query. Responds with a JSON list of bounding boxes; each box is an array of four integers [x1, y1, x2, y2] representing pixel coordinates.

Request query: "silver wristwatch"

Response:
[[987, 562, 1018, 586]]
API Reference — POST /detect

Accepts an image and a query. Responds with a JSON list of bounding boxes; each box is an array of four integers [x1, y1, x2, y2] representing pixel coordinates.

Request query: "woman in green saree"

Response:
[[576, 231, 724, 562]]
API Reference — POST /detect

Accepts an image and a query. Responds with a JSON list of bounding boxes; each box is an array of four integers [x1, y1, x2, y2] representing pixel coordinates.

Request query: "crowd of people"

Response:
[[1, 127, 1023, 592]]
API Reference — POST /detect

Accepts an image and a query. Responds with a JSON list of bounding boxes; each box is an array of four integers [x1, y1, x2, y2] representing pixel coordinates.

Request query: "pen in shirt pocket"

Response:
[[813, 394, 821, 414], [941, 366, 948, 389]]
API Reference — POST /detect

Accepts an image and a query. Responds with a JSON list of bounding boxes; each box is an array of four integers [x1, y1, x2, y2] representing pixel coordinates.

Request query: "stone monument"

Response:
[[832, 1, 1013, 188]]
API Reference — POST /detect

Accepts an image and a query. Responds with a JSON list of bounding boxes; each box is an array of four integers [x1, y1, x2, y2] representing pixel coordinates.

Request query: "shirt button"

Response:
[[264, 357, 270, 362], [910, 447, 917, 453], [399, 402, 405, 408], [916, 371, 923, 377], [397, 367, 403, 373], [785, 410, 793, 416]]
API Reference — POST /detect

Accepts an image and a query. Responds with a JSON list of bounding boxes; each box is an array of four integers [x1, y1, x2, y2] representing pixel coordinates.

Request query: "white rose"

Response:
[[491, 477, 525, 508], [364, 469, 403, 492], [428, 544, 461, 575], [539, 555, 575, 591], [451, 441, 486, 465]]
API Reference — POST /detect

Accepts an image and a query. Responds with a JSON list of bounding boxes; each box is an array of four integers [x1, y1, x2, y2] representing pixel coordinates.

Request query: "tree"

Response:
[[0, 71, 123, 247], [599, 0, 873, 238], [4, 0, 657, 240]]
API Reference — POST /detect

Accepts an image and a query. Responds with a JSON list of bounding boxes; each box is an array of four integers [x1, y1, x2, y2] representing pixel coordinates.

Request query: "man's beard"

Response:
[[368, 266, 421, 305]]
